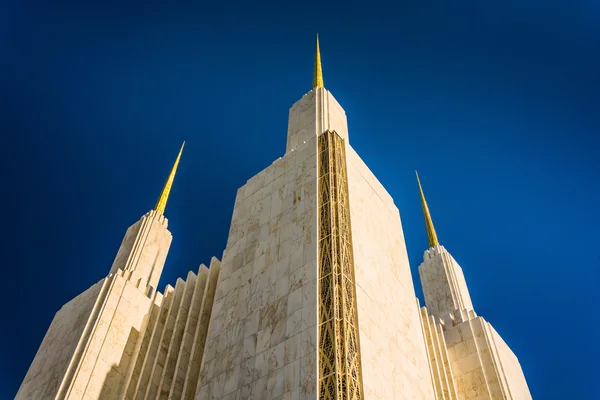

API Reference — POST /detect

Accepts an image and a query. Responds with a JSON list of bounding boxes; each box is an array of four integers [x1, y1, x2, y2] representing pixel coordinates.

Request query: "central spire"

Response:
[[312, 34, 324, 89], [416, 171, 440, 248], [155, 141, 185, 214]]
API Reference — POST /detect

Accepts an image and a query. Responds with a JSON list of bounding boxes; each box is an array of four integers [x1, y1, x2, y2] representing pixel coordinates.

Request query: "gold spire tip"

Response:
[[312, 34, 324, 89], [416, 171, 440, 248], [154, 141, 185, 214]]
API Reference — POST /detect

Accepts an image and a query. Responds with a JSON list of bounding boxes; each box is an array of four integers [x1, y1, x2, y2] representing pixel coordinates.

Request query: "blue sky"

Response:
[[1, 1, 599, 398]]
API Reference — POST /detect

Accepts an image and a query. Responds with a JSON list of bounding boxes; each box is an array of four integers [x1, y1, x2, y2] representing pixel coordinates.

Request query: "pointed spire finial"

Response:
[[312, 34, 324, 89], [155, 141, 185, 214], [416, 171, 440, 248]]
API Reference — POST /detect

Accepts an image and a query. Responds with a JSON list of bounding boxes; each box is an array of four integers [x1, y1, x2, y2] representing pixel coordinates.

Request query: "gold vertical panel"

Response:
[[317, 131, 364, 399]]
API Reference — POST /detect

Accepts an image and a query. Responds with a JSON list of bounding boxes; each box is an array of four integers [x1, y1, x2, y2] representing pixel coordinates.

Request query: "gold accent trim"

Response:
[[416, 171, 439, 248], [155, 141, 185, 214], [313, 34, 324, 89], [318, 131, 364, 399]]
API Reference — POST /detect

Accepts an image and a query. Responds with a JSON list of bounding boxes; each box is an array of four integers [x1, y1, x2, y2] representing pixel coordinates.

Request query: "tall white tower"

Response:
[[15, 143, 222, 400], [195, 35, 434, 400], [16, 37, 533, 400], [416, 172, 532, 399]]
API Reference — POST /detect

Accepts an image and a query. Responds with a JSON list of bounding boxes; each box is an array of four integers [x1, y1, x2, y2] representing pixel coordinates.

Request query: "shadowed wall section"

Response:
[[124, 258, 220, 400]]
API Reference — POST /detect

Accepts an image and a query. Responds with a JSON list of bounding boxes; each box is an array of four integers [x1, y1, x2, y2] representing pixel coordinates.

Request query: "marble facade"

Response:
[[16, 39, 531, 400], [196, 132, 320, 399], [346, 147, 434, 399], [418, 244, 531, 399], [419, 246, 474, 322], [15, 202, 223, 400]]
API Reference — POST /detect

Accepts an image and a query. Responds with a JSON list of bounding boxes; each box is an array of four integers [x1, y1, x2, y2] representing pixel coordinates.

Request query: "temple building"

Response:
[[16, 37, 531, 399]]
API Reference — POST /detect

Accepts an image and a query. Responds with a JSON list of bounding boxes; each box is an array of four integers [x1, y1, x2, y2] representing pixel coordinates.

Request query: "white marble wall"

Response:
[[419, 245, 474, 320], [444, 317, 532, 400], [419, 305, 458, 400], [286, 88, 348, 153], [197, 136, 319, 399], [69, 272, 154, 399], [16, 279, 106, 399], [183, 258, 221, 399], [346, 147, 435, 399], [121, 289, 163, 399], [16, 209, 179, 400], [109, 210, 173, 292], [489, 325, 531, 399], [417, 228, 531, 398], [123, 258, 221, 400], [16, 270, 157, 400], [17, 256, 223, 400]]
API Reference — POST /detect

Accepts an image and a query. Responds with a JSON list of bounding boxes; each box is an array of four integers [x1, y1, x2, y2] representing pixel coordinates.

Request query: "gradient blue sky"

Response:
[[1, 1, 599, 398]]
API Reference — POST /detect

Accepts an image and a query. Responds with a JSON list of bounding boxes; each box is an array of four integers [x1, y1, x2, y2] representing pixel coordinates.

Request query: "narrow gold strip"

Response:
[[317, 131, 364, 399]]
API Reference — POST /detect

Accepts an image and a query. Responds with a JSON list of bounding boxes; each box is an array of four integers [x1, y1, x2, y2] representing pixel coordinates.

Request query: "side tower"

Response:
[[196, 36, 434, 399], [416, 172, 532, 399], [16, 143, 192, 400]]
